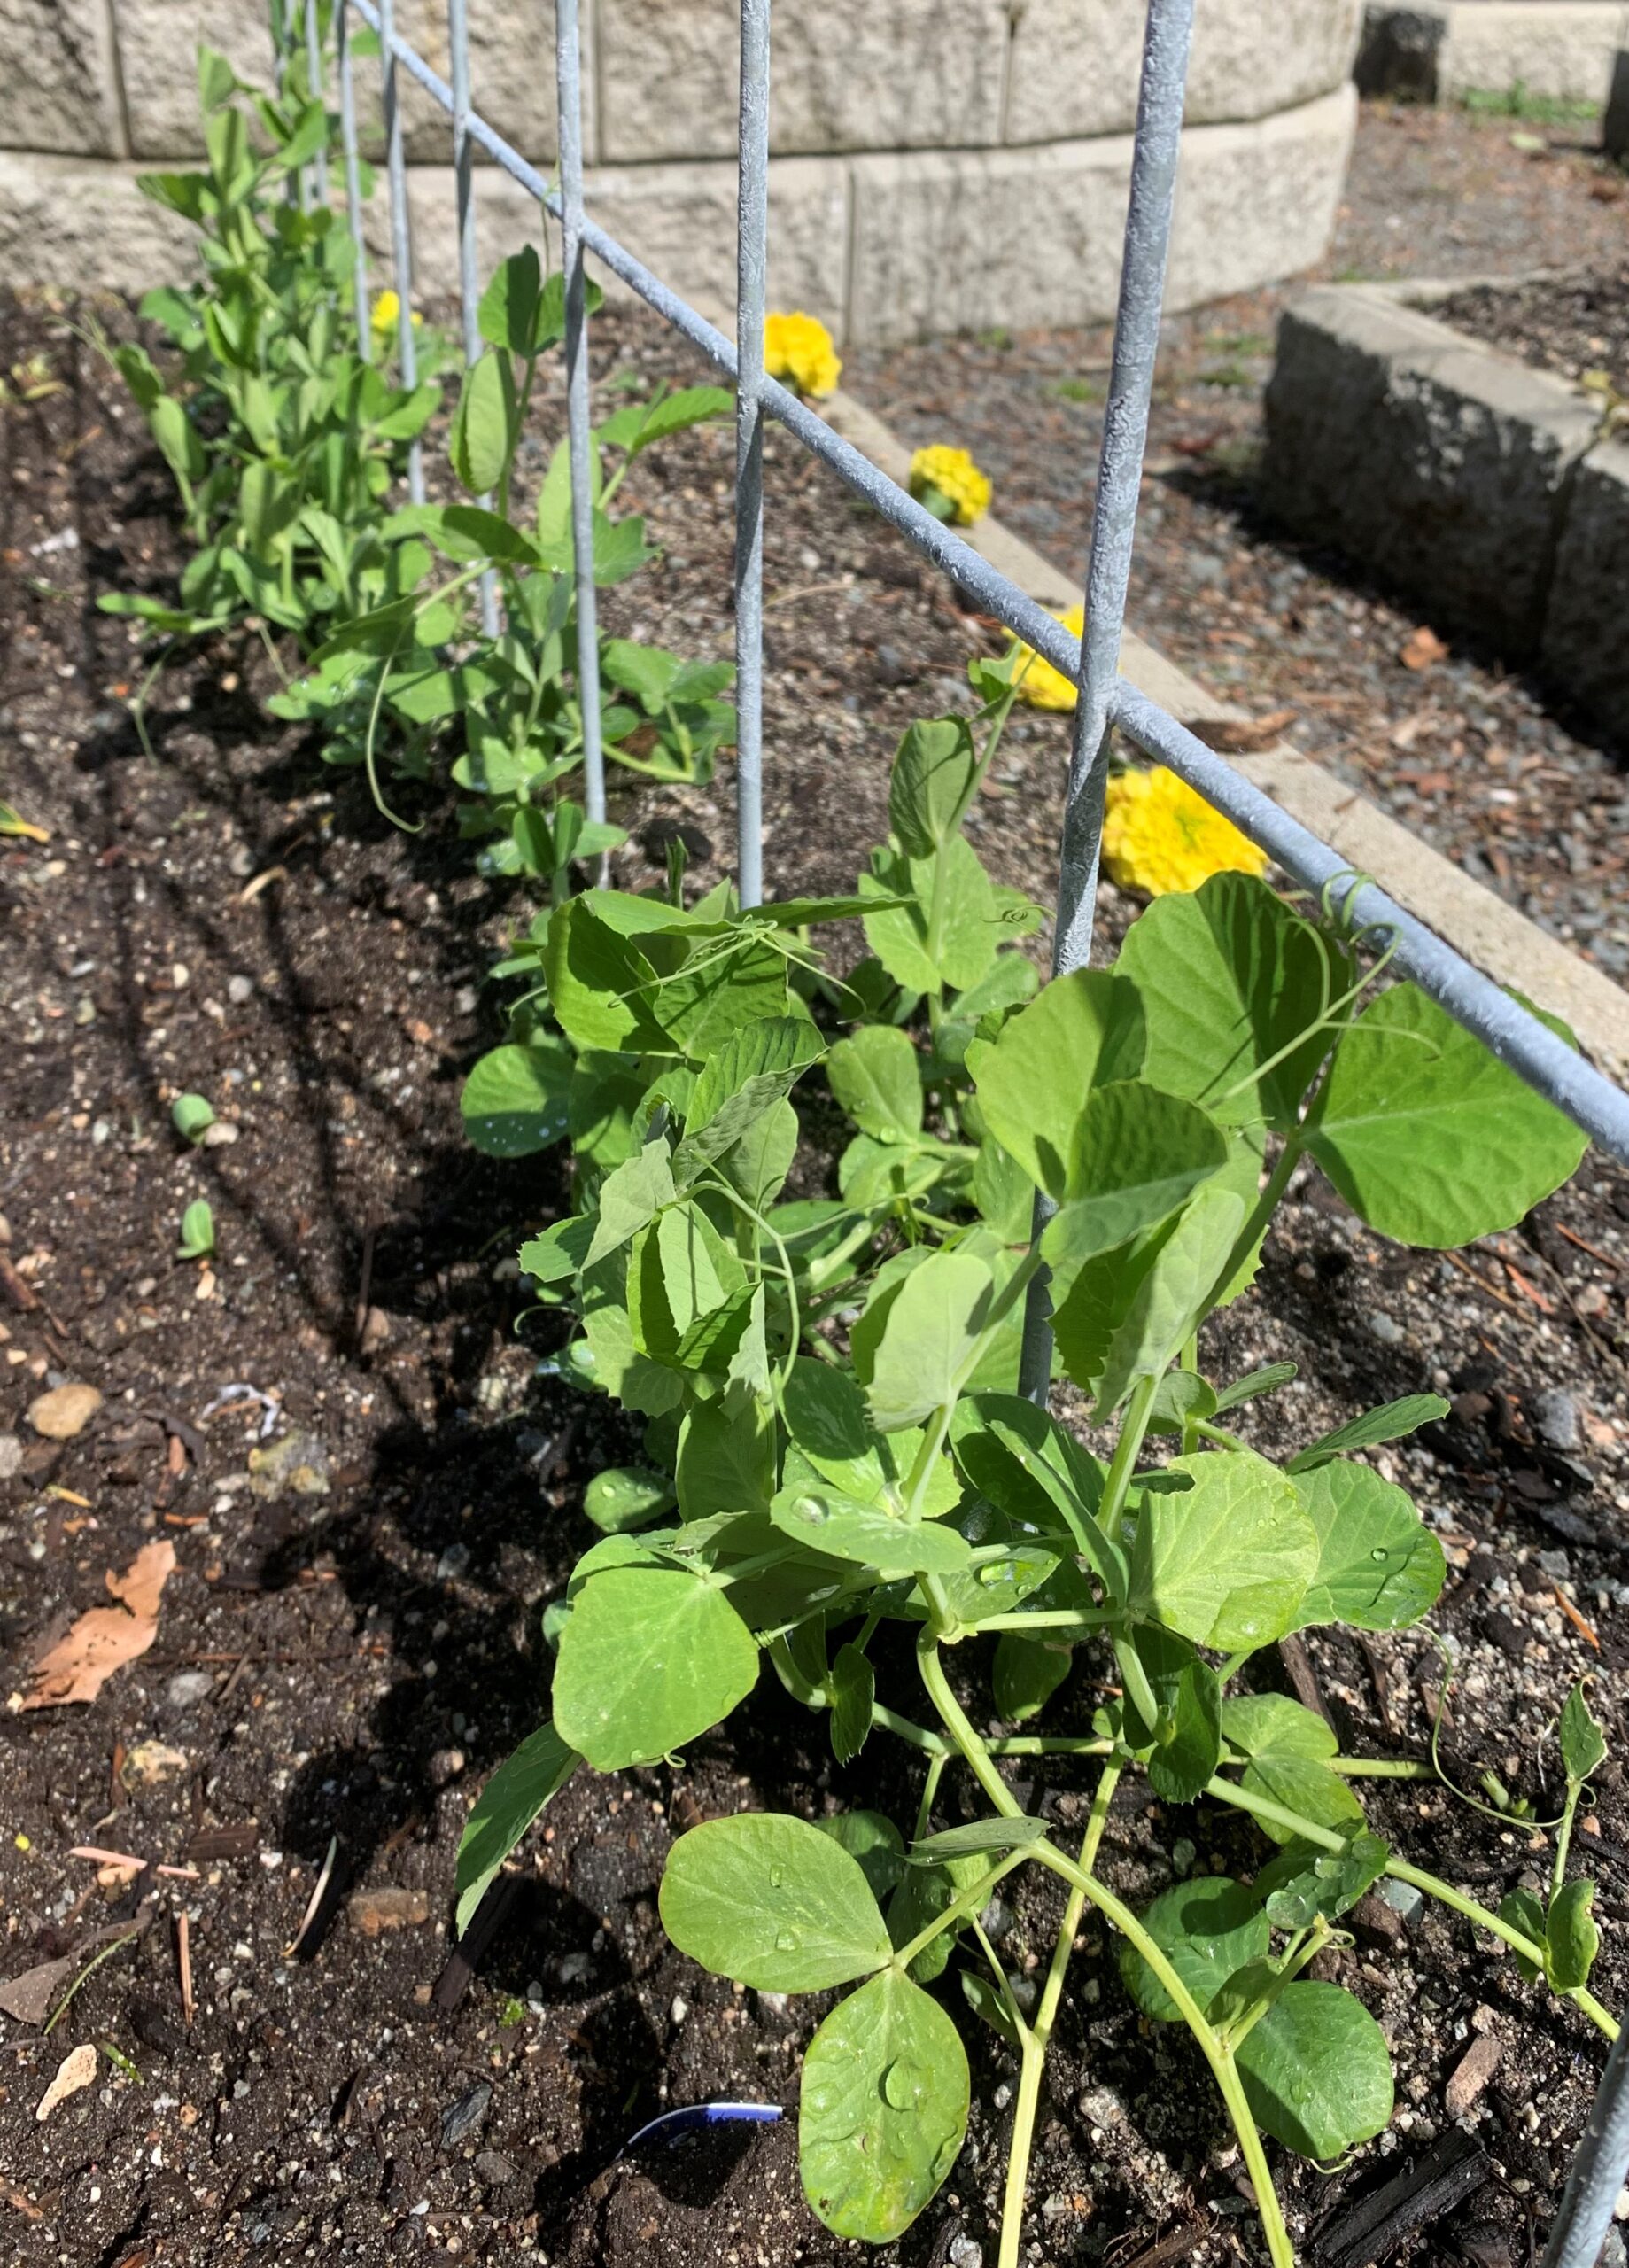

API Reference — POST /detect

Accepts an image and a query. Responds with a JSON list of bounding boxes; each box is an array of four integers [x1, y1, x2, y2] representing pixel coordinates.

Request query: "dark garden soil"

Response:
[[4, 248, 1629, 2268], [1438, 265, 1629, 397]]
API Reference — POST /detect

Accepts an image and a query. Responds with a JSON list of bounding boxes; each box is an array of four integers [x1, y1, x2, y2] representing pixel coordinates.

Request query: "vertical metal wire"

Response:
[[1544, 2025, 1629, 2268], [448, 0, 500, 637], [556, 0, 605, 826], [304, 0, 328, 208], [1018, 0, 1197, 1401], [733, 0, 771, 909], [380, 0, 425, 502], [337, 0, 372, 353]]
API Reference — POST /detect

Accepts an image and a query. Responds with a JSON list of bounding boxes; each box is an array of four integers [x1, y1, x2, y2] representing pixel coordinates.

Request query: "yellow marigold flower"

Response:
[[1103, 765, 1270, 898], [909, 444, 991, 526], [764, 310, 842, 399], [369, 290, 422, 333], [1011, 603, 1083, 711]]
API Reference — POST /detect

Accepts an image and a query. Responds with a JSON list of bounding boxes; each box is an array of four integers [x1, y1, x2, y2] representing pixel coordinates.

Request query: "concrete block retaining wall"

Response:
[[0, 0, 1361, 342], [1262, 282, 1629, 745], [1356, 1, 1629, 107]]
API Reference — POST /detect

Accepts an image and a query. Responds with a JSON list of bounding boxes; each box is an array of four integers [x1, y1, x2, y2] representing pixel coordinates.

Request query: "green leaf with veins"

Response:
[[1213, 1361, 1298, 1413], [1115, 872, 1352, 1132], [1145, 1368, 1218, 1436], [972, 1138, 1035, 1241], [660, 1812, 893, 1991], [949, 1392, 1119, 1596], [1129, 1448, 1318, 1652], [829, 1643, 875, 1764], [586, 1140, 677, 1265], [1500, 1888, 1547, 1982], [1254, 1832, 1390, 1930], [450, 347, 516, 497], [1289, 1459, 1446, 1632], [1222, 1693, 1337, 1763], [1059, 1182, 1246, 1420], [800, 1968, 969, 2242], [1121, 1625, 1222, 1803], [993, 1633, 1073, 1722], [1561, 1682, 1607, 1785], [909, 1816, 1051, 1861], [966, 969, 1146, 1199], [1236, 1982, 1393, 2160], [1307, 983, 1588, 1247], [888, 717, 981, 856], [887, 1849, 989, 1982], [826, 1024, 923, 1141], [551, 1565, 758, 1768], [783, 1362, 961, 1520], [676, 1394, 775, 1519], [1059, 1080, 1229, 1227], [582, 1466, 675, 1534], [1546, 1879, 1600, 1991], [1286, 1394, 1449, 1474], [865, 1248, 995, 1433], [1119, 1876, 1271, 2024], [768, 1484, 974, 1578], [1241, 1752, 1366, 1846], [454, 1720, 578, 1936], [461, 1039, 573, 1157], [816, 1810, 905, 1901], [679, 1015, 824, 1169]]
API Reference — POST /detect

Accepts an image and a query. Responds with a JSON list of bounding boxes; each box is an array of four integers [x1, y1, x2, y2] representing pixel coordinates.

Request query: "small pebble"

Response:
[[670, 1994, 689, 2025], [27, 1381, 103, 1441], [227, 975, 255, 1005], [949, 2237, 983, 2268], [439, 2080, 493, 2152], [166, 1671, 215, 1710], [0, 1433, 22, 1480], [1368, 1312, 1404, 1345], [1380, 1877, 1423, 1924], [436, 1542, 470, 1581]]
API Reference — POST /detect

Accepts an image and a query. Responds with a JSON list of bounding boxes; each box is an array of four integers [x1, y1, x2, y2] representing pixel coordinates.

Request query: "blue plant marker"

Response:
[[619, 2101, 783, 2158]]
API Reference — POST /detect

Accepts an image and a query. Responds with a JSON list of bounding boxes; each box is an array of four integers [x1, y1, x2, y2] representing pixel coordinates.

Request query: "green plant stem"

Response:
[[1206, 1130, 1303, 1315], [917, 1636, 1293, 2268], [889, 1850, 1030, 1975], [1205, 1775, 1618, 2041], [1331, 1758, 1436, 1779], [871, 1701, 950, 1754], [1552, 1780, 1583, 1903], [1098, 1371, 1160, 1537], [997, 1759, 1121, 2268]]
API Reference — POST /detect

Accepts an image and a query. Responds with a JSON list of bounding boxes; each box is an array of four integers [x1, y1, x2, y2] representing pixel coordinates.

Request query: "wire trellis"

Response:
[[292, 0, 1629, 2256]]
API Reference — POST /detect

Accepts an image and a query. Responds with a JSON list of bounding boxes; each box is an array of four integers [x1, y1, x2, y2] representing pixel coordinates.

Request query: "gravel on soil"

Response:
[[1439, 262, 1629, 395], [3, 107, 1629, 2263], [846, 104, 1629, 979]]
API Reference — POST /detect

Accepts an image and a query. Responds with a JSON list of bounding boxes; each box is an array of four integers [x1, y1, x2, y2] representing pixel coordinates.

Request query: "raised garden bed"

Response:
[[4, 282, 1629, 2268], [1262, 273, 1629, 747]]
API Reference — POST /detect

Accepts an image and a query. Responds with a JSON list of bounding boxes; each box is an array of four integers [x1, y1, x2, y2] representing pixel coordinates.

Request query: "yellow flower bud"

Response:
[[764, 310, 842, 399], [909, 444, 992, 526]]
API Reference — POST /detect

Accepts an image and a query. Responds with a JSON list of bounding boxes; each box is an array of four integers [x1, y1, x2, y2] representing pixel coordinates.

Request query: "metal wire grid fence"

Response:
[[280, 4, 1629, 2245]]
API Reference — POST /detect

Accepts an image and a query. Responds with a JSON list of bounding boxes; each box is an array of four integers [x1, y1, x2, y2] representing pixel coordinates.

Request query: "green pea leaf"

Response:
[[551, 1565, 758, 1768], [1499, 1887, 1547, 1982], [799, 1969, 969, 2242], [1121, 1625, 1222, 1804], [461, 1039, 574, 1157], [1254, 1832, 1390, 1930], [1213, 1362, 1298, 1413], [1115, 872, 1351, 1133], [1146, 1368, 1218, 1437], [1307, 983, 1588, 1248], [659, 1812, 892, 1991], [1240, 1752, 1367, 1847], [176, 1199, 215, 1261], [450, 347, 517, 498], [1222, 1693, 1338, 1763], [1561, 1682, 1608, 1786], [948, 1391, 1110, 1565], [454, 1720, 578, 1936], [826, 1024, 923, 1141], [171, 1092, 216, 1144], [1545, 1878, 1600, 1992], [518, 1215, 594, 1287], [1054, 1182, 1246, 1420], [908, 1816, 1050, 1862], [829, 1643, 875, 1764], [865, 1248, 995, 1434], [596, 384, 733, 459], [767, 1485, 973, 1579], [477, 244, 541, 353], [1129, 1449, 1318, 1653], [583, 1466, 676, 1534], [816, 1810, 905, 1901], [676, 1394, 776, 1519], [992, 1633, 1073, 1723], [888, 717, 980, 856], [678, 1015, 825, 1172], [966, 970, 1146, 1199], [587, 1139, 677, 1264], [886, 1850, 989, 1982], [1044, 1084, 1230, 1264], [1236, 1982, 1393, 2160], [1286, 1394, 1450, 1474], [1290, 1459, 1446, 1633], [1119, 1876, 1271, 2024]]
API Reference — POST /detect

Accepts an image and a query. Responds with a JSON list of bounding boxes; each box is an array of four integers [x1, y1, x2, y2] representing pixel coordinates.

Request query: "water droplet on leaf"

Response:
[[882, 2060, 927, 2110]]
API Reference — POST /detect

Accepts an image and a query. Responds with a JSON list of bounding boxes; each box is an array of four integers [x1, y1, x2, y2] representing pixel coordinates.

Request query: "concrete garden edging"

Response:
[[1261, 280, 1629, 746], [1356, 2, 1629, 107]]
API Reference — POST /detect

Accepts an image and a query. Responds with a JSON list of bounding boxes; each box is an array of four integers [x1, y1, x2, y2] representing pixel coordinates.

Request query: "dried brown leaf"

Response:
[[21, 1541, 175, 1708]]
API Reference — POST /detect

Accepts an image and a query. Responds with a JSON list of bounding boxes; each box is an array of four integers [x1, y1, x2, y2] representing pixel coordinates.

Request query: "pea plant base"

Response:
[[3, 286, 1629, 2266]]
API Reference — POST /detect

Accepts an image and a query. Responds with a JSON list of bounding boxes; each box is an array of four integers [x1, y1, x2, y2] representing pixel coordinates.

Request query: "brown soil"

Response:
[[1438, 265, 1629, 397], [4, 284, 1629, 2268]]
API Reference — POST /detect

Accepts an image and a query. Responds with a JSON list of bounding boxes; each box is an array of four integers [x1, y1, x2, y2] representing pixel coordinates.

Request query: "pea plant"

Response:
[[96, 45, 444, 649], [455, 692, 1611, 2267], [269, 245, 733, 868]]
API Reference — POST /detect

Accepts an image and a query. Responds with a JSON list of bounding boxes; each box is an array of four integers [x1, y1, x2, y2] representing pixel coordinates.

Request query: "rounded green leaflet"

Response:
[[660, 1814, 894, 1992], [992, 1632, 1072, 1723], [864, 1247, 995, 1434], [1240, 1753, 1367, 1846], [1048, 1079, 1230, 1249], [800, 1968, 970, 2242], [1290, 1459, 1446, 1633], [1129, 1449, 1319, 1652], [582, 1466, 676, 1535], [815, 1810, 906, 1902], [1236, 1981, 1393, 2160], [454, 1720, 578, 1936], [1306, 981, 1588, 1248], [461, 1039, 573, 1157], [1118, 1876, 1271, 2025], [768, 1485, 973, 1579], [1221, 1692, 1338, 1763], [826, 1023, 924, 1141], [550, 1565, 758, 1769], [171, 1092, 216, 1143], [966, 968, 1146, 1200]]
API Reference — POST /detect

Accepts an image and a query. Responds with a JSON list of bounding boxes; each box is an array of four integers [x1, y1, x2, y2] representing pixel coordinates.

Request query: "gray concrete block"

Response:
[[0, 0, 125, 158], [1543, 437, 1629, 744], [1262, 284, 1600, 654]]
